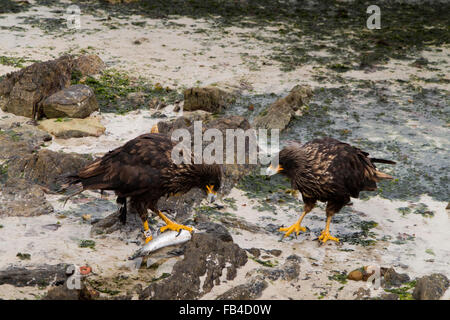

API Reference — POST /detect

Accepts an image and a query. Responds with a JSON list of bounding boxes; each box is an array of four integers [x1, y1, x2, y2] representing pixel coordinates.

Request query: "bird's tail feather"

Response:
[[57, 174, 84, 206], [58, 173, 82, 192], [370, 158, 396, 165], [375, 171, 394, 181]]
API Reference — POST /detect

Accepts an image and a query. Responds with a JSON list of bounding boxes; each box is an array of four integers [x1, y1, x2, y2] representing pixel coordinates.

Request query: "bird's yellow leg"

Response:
[[157, 211, 193, 233], [279, 211, 307, 238], [318, 216, 339, 243], [143, 220, 153, 244]]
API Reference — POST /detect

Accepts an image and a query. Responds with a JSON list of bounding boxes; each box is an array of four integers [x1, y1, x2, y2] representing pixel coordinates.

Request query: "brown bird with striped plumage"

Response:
[[267, 137, 395, 244], [62, 131, 221, 245]]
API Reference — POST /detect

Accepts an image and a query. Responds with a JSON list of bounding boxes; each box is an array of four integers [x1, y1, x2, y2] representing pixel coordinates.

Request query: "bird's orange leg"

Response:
[[143, 220, 153, 244], [318, 215, 339, 243], [157, 211, 193, 233], [279, 210, 308, 238]]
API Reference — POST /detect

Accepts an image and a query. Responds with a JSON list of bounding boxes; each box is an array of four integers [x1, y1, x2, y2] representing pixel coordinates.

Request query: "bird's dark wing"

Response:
[[77, 133, 174, 197], [302, 137, 385, 198]]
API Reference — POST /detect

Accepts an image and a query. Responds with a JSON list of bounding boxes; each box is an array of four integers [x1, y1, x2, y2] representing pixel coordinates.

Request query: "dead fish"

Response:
[[129, 229, 192, 260]]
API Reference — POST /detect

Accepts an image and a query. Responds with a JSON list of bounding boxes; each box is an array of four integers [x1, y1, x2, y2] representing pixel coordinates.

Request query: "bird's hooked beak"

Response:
[[266, 164, 283, 176], [151, 124, 159, 133], [206, 185, 217, 203]]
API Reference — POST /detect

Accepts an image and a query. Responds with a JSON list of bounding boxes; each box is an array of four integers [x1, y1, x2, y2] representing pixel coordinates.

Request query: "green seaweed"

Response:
[[328, 271, 348, 285], [0, 163, 8, 183], [16, 252, 31, 260], [250, 256, 277, 268], [71, 69, 182, 114], [0, 0, 30, 13], [79, 239, 96, 249], [384, 280, 416, 300], [341, 220, 378, 246], [0, 56, 27, 68], [151, 273, 171, 282]]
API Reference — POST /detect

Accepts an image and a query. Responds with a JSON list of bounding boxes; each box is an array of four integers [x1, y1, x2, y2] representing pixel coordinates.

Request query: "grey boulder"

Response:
[[42, 84, 99, 119]]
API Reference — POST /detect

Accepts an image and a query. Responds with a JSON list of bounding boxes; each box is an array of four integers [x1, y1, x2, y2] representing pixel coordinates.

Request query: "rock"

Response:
[[0, 122, 52, 153], [353, 287, 371, 300], [127, 91, 146, 106], [133, 37, 149, 45], [155, 110, 213, 133], [139, 233, 248, 300], [248, 254, 301, 282], [0, 177, 53, 217], [252, 268, 284, 281], [413, 273, 449, 300], [217, 278, 268, 300], [102, 0, 140, 4], [90, 202, 142, 236], [157, 114, 256, 194], [0, 127, 47, 161], [0, 264, 67, 287], [246, 248, 261, 258], [219, 215, 265, 233], [209, 116, 259, 193], [107, 294, 133, 300], [44, 280, 99, 300], [73, 54, 105, 76], [157, 188, 205, 222], [411, 57, 429, 68], [347, 266, 386, 282], [282, 255, 301, 281], [269, 249, 282, 257], [265, 223, 281, 234], [38, 117, 105, 138], [383, 267, 410, 288], [153, 115, 256, 222], [8, 149, 91, 191], [253, 85, 313, 131], [148, 97, 164, 109], [380, 293, 399, 300], [151, 111, 167, 118], [0, 55, 73, 118], [41, 84, 99, 119], [183, 86, 235, 113], [194, 220, 233, 243], [348, 269, 364, 281]]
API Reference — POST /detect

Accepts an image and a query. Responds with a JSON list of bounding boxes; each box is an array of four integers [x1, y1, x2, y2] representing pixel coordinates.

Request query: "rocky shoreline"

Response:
[[0, 0, 449, 300]]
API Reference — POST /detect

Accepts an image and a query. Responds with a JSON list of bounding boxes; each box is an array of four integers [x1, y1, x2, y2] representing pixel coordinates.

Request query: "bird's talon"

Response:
[[157, 210, 193, 234], [144, 235, 153, 244], [158, 220, 193, 234], [279, 222, 307, 239], [318, 230, 339, 244], [143, 227, 153, 244]]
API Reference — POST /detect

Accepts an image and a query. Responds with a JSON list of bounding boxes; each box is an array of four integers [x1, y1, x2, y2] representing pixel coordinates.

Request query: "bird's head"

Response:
[[151, 124, 159, 133], [186, 163, 222, 203], [201, 165, 222, 203], [265, 163, 284, 176], [205, 184, 218, 203]]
